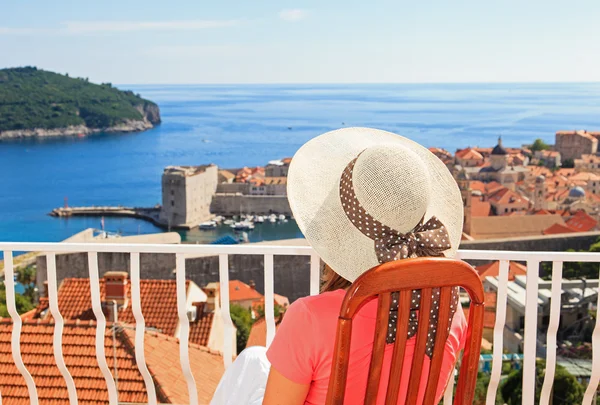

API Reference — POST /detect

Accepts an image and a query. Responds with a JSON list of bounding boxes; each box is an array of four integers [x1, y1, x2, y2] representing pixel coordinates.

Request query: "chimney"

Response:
[[188, 301, 205, 322], [104, 271, 128, 307], [249, 280, 256, 290], [202, 283, 220, 312]]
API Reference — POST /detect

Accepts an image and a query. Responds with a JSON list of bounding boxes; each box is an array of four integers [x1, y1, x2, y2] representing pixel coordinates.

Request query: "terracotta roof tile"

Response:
[[229, 280, 263, 302], [485, 181, 504, 195], [468, 181, 486, 193], [456, 148, 483, 161], [246, 315, 284, 348], [488, 187, 527, 206], [476, 261, 527, 281], [565, 210, 598, 232], [35, 278, 213, 346], [0, 321, 223, 405], [543, 223, 577, 235], [470, 196, 492, 217]]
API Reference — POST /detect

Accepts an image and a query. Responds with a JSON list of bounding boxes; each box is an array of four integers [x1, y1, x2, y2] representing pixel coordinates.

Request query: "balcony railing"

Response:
[[1, 242, 600, 405]]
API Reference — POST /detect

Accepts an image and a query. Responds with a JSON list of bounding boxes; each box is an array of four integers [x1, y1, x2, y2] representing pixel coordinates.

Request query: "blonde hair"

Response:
[[321, 264, 352, 293]]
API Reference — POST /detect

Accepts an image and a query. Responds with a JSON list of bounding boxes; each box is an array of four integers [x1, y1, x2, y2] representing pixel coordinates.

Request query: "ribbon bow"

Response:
[[339, 155, 451, 263], [373, 216, 451, 263]]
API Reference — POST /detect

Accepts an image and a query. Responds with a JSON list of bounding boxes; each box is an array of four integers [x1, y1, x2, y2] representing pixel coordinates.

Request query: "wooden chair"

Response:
[[325, 257, 484, 405]]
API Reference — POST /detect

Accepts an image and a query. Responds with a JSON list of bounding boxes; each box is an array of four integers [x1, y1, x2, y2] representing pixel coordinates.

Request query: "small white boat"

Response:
[[278, 214, 286, 221], [268, 215, 277, 223], [231, 221, 255, 231], [213, 216, 224, 223], [255, 216, 265, 223], [224, 219, 235, 225], [199, 221, 217, 230]]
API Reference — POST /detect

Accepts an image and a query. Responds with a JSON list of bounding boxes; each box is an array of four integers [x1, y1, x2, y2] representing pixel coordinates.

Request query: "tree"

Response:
[[0, 283, 34, 317], [500, 359, 584, 404], [473, 372, 504, 405], [16, 265, 36, 302], [254, 303, 284, 319], [562, 158, 575, 168], [530, 139, 550, 152], [230, 304, 253, 354]]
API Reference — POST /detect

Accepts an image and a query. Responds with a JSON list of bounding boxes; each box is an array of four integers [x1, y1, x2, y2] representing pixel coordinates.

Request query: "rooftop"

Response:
[[163, 164, 214, 177], [32, 277, 214, 347], [0, 320, 223, 405], [469, 214, 565, 239]]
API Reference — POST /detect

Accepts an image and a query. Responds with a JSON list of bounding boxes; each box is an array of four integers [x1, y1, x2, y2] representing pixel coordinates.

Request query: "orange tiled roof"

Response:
[[488, 187, 527, 206], [476, 261, 527, 281], [556, 130, 598, 141], [470, 196, 492, 217], [127, 329, 224, 404], [528, 166, 553, 177], [543, 223, 577, 235], [428, 147, 452, 159], [534, 209, 552, 215], [0, 320, 223, 405], [456, 148, 483, 161], [473, 147, 493, 155], [570, 172, 600, 182], [246, 315, 284, 348], [468, 181, 486, 194], [555, 168, 575, 177], [565, 211, 598, 232], [229, 280, 263, 302], [485, 181, 504, 195], [34, 278, 213, 347], [463, 305, 495, 329]]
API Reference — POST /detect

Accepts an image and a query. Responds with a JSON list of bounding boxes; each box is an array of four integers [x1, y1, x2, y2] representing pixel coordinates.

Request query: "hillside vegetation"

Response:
[[0, 66, 160, 132]]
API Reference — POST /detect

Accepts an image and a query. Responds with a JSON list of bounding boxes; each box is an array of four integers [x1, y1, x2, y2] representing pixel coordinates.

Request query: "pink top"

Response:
[[267, 289, 467, 405]]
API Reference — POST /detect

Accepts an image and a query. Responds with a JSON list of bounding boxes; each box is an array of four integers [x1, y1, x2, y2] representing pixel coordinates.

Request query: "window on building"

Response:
[[171, 190, 174, 196], [171, 201, 174, 207], [505, 208, 508, 213], [519, 316, 525, 332]]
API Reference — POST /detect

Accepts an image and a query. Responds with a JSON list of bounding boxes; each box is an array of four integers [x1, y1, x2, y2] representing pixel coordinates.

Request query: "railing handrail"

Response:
[[2, 242, 600, 262]]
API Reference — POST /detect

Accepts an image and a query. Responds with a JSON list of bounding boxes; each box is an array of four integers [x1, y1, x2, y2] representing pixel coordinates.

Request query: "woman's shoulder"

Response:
[[284, 289, 346, 321]]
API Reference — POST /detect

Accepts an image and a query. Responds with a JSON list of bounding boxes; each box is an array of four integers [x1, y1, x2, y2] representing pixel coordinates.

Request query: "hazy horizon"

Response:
[[2, 0, 599, 84]]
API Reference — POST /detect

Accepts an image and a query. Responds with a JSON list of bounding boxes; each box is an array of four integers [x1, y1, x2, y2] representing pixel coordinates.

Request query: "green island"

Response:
[[0, 66, 161, 139]]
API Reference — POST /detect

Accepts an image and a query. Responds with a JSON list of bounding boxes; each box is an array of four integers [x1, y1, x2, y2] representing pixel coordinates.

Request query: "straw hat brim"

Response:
[[287, 127, 463, 282]]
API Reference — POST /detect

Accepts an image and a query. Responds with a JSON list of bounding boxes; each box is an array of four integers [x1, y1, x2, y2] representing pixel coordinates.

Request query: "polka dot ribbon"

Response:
[[339, 155, 459, 357]]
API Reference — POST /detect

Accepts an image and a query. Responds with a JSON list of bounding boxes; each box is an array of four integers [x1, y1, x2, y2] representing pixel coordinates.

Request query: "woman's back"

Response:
[[266, 289, 467, 405]]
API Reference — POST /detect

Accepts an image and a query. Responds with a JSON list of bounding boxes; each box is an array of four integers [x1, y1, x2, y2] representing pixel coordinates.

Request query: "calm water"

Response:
[[2, 83, 600, 246]]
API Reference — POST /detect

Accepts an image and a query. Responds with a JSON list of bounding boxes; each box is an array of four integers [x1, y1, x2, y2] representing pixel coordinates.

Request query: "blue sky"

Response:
[[1, 0, 599, 84]]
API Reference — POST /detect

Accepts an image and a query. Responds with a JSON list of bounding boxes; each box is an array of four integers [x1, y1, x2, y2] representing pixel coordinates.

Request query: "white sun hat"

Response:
[[287, 127, 464, 283]]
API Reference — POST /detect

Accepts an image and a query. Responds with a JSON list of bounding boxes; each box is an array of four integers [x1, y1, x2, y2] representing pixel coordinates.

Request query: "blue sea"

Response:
[[2, 83, 600, 247]]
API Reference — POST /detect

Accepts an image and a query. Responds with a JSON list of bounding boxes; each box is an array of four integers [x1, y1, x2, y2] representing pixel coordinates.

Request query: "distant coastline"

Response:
[[0, 104, 160, 140]]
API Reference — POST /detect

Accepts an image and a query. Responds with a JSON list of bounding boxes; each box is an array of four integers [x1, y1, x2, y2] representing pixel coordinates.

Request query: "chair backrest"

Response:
[[324, 257, 484, 405]]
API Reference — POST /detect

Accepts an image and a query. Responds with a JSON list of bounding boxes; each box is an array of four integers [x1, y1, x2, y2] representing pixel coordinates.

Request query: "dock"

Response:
[[49, 206, 170, 228]]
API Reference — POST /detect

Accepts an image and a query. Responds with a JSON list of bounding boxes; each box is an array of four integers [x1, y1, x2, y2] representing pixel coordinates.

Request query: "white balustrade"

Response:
[[1, 243, 599, 405]]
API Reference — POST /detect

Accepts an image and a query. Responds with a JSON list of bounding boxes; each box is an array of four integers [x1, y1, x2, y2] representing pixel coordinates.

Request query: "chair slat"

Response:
[[385, 290, 412, 405], [365, 293, 392, 405], [406, 288, 433, 405], [423, 287, 453, 405], [325, 318, 354, 405]]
